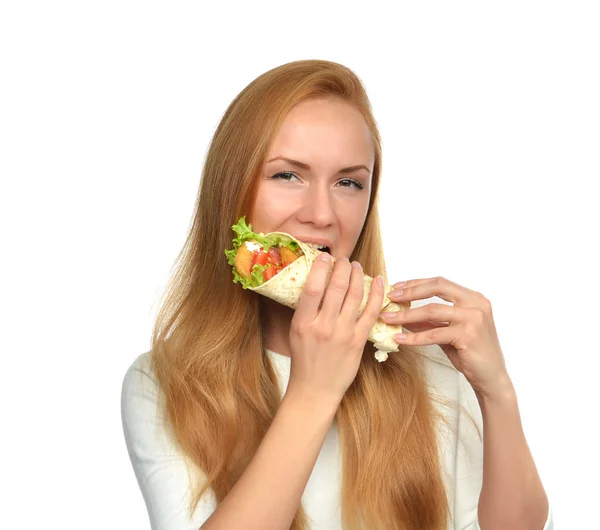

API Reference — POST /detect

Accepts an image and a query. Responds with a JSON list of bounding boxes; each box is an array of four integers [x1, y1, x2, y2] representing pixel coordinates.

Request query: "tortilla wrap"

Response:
[[249, 231, 410, 362]]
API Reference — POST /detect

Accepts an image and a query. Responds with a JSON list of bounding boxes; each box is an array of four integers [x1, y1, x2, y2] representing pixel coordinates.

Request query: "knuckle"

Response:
[[424, 304, 437, 317], [347, 283, 364, 300], [472, 308, 486, 324], [329, 279, 349, 293], [429, 328, 442, 342], [434, 276, 446, 287], [464, 320, 479, 337], [337, 328, 353, 343], [290, 320, 305, 336], [303, 285, 322, 298], [479, 295, 492, 312], [314, 326, 333, 341]]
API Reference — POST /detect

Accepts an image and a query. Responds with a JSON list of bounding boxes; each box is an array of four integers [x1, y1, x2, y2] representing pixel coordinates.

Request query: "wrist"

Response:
[[475, 375, 518, 408], [282, 386, 341, 418]]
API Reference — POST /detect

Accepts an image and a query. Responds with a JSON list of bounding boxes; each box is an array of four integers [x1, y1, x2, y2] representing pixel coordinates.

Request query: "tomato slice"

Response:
[[263, 265, 280, 282], [251, 250, 269, 269], [251, 247, 283, 282], [252, 247, 281, 268]]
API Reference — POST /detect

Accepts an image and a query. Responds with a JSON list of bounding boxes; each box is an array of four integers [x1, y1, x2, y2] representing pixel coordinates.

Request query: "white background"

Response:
[[1, 1, 598, 528]]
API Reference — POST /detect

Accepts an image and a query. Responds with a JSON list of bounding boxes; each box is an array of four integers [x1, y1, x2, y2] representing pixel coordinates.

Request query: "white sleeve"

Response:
[[120, 353, 217, 530]]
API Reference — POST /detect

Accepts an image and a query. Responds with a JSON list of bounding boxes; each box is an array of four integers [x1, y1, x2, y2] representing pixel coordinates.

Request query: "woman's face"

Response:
[[249, 98, 375, 260]]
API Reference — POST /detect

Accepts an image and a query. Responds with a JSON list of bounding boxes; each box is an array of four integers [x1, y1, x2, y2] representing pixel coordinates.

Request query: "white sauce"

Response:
[[244, 241, 263, 252]]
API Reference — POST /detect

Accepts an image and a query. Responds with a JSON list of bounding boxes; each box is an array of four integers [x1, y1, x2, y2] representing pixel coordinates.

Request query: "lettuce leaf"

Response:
[[228, 216, 273, 251], [224, 262, 272, 289], [224, 216, 301, 289], [250, 264, 271, 288]]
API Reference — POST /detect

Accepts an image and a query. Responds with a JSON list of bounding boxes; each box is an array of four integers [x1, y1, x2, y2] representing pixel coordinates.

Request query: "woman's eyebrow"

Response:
[[266, 156, 370, 174]]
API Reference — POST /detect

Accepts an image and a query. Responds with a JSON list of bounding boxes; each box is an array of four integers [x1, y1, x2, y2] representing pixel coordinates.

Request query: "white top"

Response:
[[121, 345, 554, 530]]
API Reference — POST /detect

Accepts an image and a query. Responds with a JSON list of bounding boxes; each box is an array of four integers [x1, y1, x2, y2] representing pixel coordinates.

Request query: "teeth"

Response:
[[304, 242, 328, 250]]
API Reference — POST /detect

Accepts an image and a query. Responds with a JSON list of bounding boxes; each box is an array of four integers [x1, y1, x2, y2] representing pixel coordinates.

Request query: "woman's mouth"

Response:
[[303, 242, 331, 254]]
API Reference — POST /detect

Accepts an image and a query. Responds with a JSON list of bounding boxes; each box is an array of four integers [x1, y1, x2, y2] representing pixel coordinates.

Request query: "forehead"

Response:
[[267, 99, 375, 169]]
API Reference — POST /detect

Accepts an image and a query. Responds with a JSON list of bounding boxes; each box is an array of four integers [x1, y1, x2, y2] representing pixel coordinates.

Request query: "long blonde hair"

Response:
[[150, 59, 452, 529]]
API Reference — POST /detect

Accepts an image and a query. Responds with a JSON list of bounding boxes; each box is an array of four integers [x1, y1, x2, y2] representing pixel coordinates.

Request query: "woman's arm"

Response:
[[475, 379, 550, 530], [200, 390, 339, 530]]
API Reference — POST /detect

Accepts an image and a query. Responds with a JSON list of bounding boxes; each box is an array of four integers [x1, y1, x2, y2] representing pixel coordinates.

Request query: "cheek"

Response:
[[341, 198, 369, 244], [342, 196, 369, 226], [250, 185, 286, 231]]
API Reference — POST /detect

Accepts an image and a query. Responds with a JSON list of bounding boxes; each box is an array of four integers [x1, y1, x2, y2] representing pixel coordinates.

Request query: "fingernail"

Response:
[[380, 312, 394, 319], [394, 333, 407, 341], [394, 281, 407, 288], [376, 276, 384, 287], [352, 261, 362, 269], [319, 253, 331, 261]]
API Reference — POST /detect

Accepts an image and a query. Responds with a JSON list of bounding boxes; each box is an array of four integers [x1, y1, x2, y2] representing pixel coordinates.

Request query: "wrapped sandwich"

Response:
[[224, 216, 409, 362]]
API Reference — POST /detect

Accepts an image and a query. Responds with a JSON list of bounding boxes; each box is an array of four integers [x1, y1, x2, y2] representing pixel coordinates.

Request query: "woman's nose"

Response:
[[299, 184, 336, 226]]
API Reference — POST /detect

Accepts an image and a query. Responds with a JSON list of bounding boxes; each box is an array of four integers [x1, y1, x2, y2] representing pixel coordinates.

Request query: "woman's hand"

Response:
[[380, 277, 512, 399], [286, 254, 385, 406]]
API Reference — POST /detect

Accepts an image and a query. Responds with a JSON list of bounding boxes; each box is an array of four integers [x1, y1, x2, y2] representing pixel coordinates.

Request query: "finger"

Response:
[[393, 279, 429, 289], [294, 253, 334, 324], [380, 303, 463, 326], [402, 321, 450, 334], [389, 276, 479, 307], [318, 257, 353, 322], [338, 260, 365, 323], [355, 275, 386, 338], [394, 325, 456, 347]]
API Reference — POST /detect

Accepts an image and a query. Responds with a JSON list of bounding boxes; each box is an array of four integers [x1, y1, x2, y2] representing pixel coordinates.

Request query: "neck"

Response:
[[260, 298, 294, 357]]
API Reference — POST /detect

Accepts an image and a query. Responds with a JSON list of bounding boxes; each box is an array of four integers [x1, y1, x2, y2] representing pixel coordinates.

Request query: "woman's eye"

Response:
[[271, 172, 364, 190], [271, 171, 299, 182], [338, 178, 364, 190]]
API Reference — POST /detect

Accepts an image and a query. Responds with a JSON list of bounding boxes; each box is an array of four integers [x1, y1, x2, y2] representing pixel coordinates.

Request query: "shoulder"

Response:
[[120, 350, 176, 456], [120, 350, 160, 428], [122, 349, 155, 393], [120, 351, 218, 528]]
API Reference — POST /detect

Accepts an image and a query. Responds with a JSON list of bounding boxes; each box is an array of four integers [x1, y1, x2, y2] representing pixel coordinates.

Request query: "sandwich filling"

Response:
[[225, 217, 408, 363], [225, 217, 305, 289]]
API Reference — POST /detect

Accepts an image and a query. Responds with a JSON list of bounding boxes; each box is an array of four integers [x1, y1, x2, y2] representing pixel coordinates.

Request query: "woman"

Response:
[[121, 59, 553, 529]]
